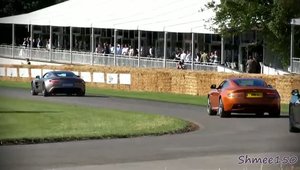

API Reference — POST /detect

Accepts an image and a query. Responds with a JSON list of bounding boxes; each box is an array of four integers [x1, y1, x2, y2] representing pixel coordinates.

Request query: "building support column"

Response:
[[191, 32, 194, 70], [138, 30, 141, 68], [12, 24, 15, 58], [163, 31, 167, 68], [221, 36, 224, 65], [70, 26, 73, 64], [49, 25, 53, 62], [114, 29, 117, 66], [30, 24, 33, 60], [290, 24, 295, 72], [90, 27, 94, 65]]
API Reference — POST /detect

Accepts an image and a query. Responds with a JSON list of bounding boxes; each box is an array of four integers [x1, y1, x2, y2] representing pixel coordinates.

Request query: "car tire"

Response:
[[77, 90, 85, 96], [31, 83, 38, 96], [289, 123, 300, 133], [289, 112, 300, 133], [256, 112, 264, 117], [42, 84, 49, 97], [269, 107, 280, 117], [218, 98, 230, 118], [207, 97, 217, 116]]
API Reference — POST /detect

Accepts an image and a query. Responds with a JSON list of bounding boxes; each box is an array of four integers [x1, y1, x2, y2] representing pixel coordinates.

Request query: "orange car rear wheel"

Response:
[[218, 98, 231, 118], [207, 98, 217, 116]]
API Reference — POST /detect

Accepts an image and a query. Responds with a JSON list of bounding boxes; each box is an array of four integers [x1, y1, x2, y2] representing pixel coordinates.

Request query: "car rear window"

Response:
[[233, 79, 266, 87], [54, 72, 76, 78]]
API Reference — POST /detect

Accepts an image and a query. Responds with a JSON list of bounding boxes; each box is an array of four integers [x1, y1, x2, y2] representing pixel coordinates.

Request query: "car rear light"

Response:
[[227, 92, 244, 98], [49, 79, 60, 84], [265, 92, 278, 98]]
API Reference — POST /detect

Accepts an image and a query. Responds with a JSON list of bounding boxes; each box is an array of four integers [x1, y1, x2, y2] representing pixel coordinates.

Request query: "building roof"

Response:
[[0, 0, 219, 34]]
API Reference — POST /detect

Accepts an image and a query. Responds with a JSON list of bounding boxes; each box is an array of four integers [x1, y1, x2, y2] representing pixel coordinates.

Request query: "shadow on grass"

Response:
[[0, 110, 61, 114]]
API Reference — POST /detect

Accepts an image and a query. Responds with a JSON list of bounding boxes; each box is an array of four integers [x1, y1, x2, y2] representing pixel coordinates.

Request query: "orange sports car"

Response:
[[207, 78, 281, 118]]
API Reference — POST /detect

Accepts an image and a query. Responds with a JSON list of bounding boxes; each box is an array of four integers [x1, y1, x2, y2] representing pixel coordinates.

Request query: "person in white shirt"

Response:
[[149, 47, 153, 57], [213, 51, 218, 63], [122, 44, 129, 55], [180, 50, 187, 61], [185, 50, 192, 62], [177, 49, 186, 69]]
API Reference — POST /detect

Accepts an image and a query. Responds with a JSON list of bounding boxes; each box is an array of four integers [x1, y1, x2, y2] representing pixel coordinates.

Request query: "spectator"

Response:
[[122, 44, 129, 55], [246, 56, 255, 73], [22, 38, 28, 48], [46, 39, 51, 51], [209, 52, 214, 62], [176, 50, 186, 69], [185, 50, 192, 62], [37, 38, 43, 48], [95, 44, 102, 53], [26, 58, 31, 65], [117, 44, 122, 55], [129, 46, 134, 56], [213, 51, 219, 63], [195, 52, 201, 63], [149, 46, 154, 57], [253, 56, 261, 73], [200, 51, 208, 63]]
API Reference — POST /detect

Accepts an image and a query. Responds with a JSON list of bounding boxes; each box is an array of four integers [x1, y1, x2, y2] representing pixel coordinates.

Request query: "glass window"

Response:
[[54, 72, 76, 78], [233, 79, 266, 87], [43, 73, 52, 79]]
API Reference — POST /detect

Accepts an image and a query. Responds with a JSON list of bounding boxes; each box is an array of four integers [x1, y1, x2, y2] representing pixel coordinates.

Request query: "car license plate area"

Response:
[[246, 92, 263, 98], [62, 83, 73, 87]]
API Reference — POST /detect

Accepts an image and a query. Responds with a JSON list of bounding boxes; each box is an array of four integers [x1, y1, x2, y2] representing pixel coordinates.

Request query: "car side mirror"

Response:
[[210, 84, 217, 89], [292, 89, 299, 96], [35, 75, 40, 79], [77, 75, 80, 78], [267, 84, 273, 88]]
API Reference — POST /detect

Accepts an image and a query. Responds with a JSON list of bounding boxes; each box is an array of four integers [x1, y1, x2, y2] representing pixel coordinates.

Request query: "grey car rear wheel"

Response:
[[42, 84, 49, 97], [31, 83, 38, 96]]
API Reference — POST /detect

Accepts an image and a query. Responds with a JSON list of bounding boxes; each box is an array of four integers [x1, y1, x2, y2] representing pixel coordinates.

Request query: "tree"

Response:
[[0, 0, 66, 17], [207, 0, 300, 67]]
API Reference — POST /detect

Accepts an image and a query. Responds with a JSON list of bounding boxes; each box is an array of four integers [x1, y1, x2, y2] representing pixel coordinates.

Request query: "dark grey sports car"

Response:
[[31, 71, 85, 97], [289, 89, 300, 132]]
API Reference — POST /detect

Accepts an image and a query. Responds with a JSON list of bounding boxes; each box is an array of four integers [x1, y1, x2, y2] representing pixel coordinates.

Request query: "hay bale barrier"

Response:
[[0, 64, 299, 104]]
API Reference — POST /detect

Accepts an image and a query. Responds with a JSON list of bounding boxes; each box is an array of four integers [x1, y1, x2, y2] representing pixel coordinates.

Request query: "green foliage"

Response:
[[0, 0, 66, 17], [207, 0, 300, 67]]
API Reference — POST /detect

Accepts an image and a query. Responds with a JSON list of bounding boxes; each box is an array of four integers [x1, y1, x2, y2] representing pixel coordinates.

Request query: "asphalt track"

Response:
[[0, 87, 299, 170]]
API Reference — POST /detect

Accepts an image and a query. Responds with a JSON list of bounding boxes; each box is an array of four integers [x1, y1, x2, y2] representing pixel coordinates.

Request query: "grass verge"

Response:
[[0, 79, 207, 105], [0, 80, 288, 113], [0, 96, 196, 145]]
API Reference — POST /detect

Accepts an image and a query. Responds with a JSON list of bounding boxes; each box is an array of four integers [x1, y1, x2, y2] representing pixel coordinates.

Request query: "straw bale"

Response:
[[1, 64, 300, 103]]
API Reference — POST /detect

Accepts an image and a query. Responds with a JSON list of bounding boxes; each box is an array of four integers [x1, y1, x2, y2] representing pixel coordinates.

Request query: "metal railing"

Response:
[[0, 45, 218, 71], [292, 58, 300, 74]]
